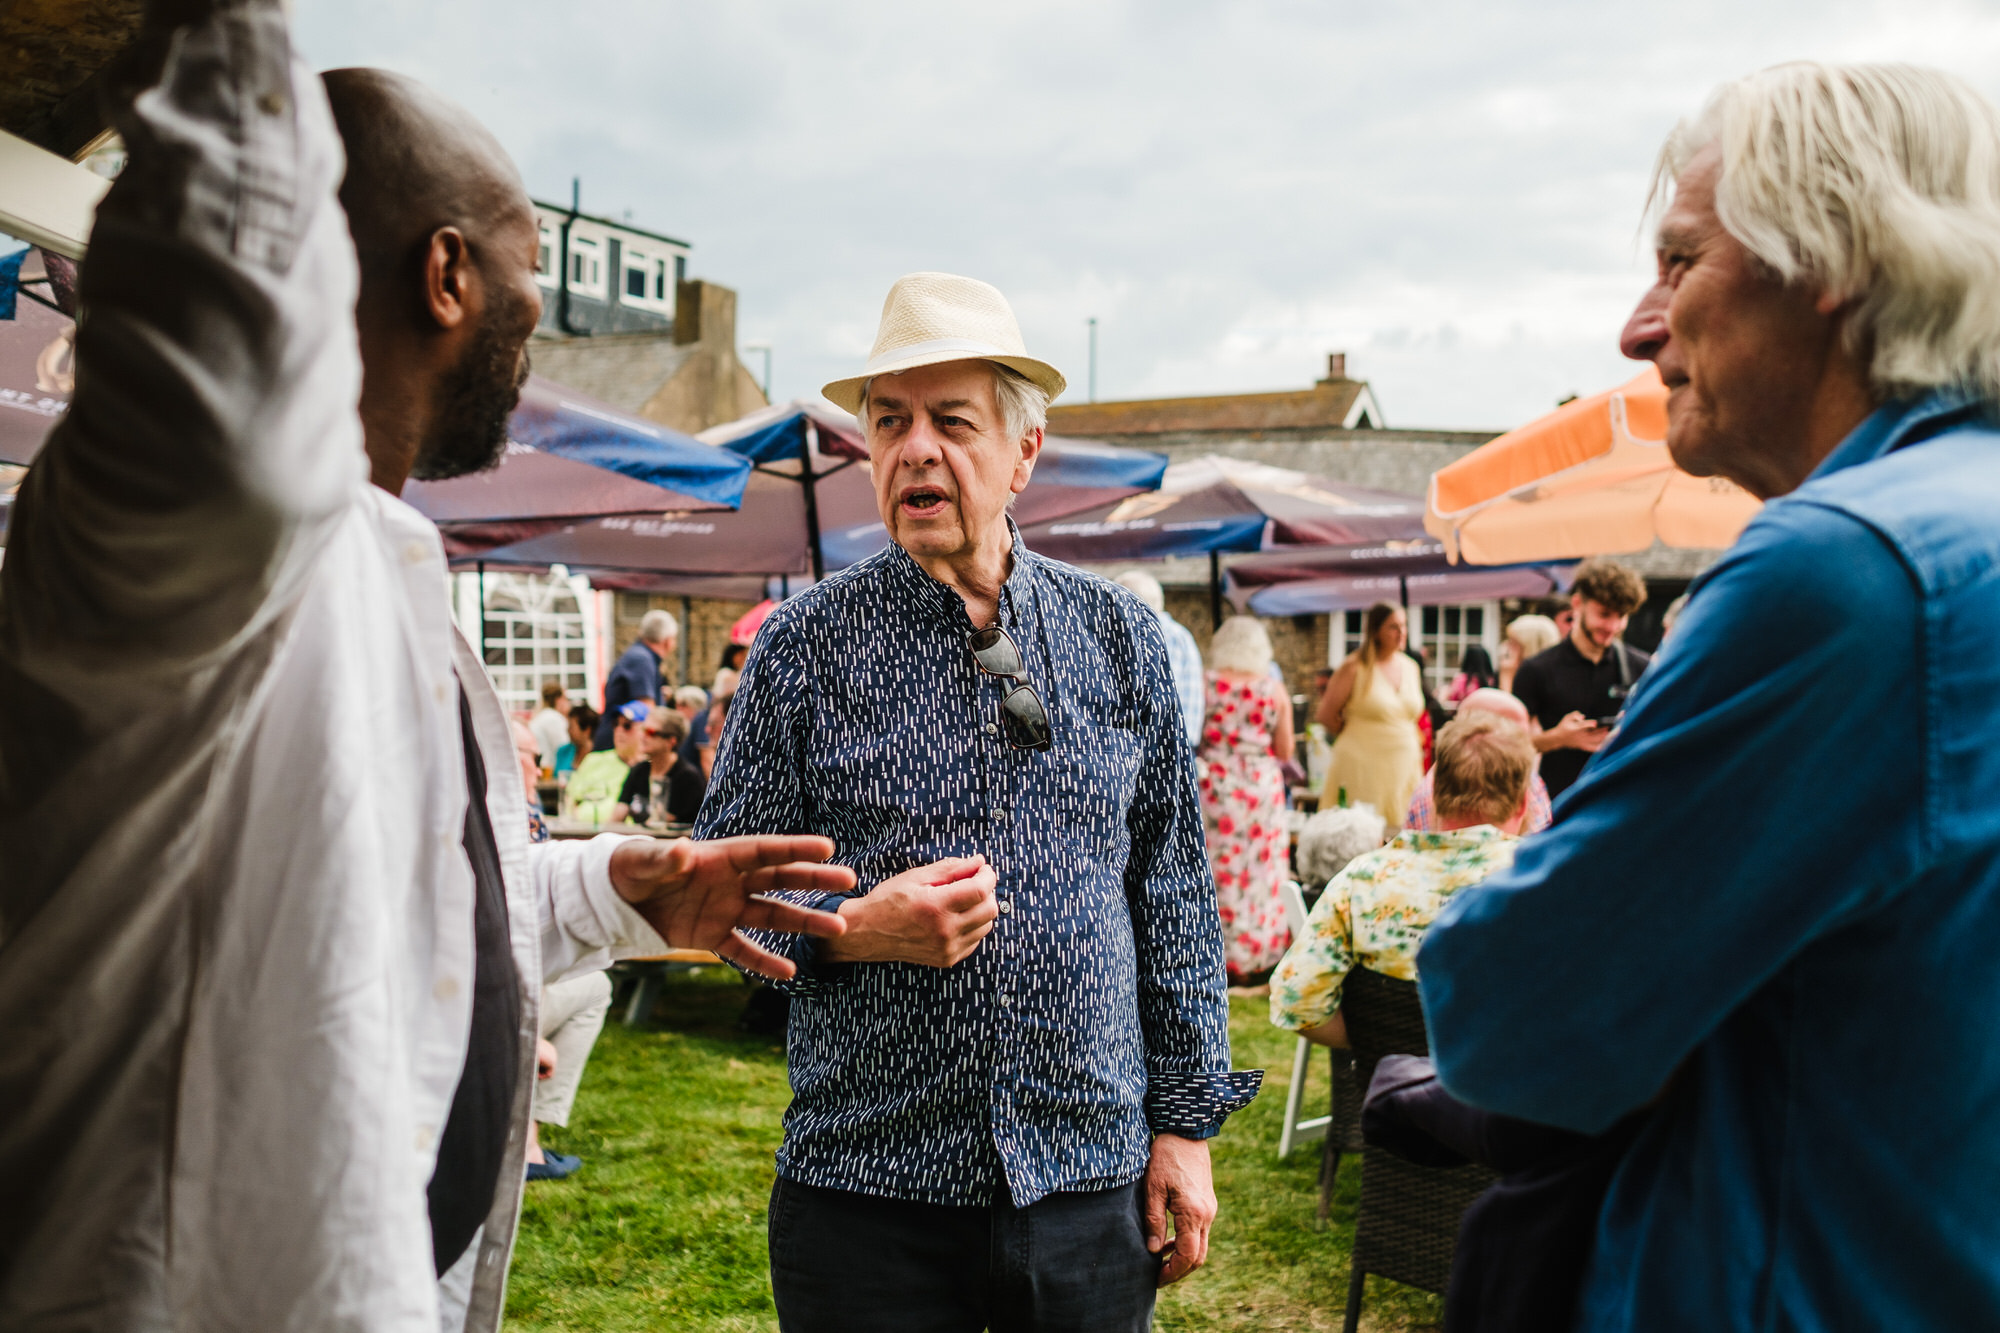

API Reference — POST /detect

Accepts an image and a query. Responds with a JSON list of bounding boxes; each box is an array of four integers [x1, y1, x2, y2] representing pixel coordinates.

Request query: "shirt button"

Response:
[[991, 807, 1008, 823], [414, 1124, 435, 1151], [999, 899, 1014, 915], [985, 722, 999, 737], [434, 977, 460, 1000], [402, 540, 429, 566], [998, 991, 1013, 1006]]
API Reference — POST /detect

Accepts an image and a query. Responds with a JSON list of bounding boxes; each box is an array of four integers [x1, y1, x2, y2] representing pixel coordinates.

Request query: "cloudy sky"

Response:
[[294, 0, 2000, 430]]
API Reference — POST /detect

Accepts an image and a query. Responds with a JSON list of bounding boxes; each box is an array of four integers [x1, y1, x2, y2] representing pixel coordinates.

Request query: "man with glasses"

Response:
[[695, 273, 1260, 1332]]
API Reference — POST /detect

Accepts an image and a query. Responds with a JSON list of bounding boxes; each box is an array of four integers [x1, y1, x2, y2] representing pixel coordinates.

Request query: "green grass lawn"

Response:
[[505, 968, 1442, 1332]]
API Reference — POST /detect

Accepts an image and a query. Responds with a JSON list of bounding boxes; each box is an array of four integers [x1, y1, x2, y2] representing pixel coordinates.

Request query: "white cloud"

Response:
[[295, 0, 2000, 431]]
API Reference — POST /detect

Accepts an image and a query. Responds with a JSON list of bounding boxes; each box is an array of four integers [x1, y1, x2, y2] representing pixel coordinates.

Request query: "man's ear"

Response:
[[1012, 426, 1044, 495], [423, 225, 475, 331]]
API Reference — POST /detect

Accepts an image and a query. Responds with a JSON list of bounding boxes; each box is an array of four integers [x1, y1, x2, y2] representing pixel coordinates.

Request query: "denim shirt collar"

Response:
[[1809, 387, 1987, 484]]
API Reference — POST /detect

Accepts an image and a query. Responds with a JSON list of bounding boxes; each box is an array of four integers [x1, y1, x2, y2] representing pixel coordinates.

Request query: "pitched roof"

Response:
[[528, 331, 699, 415], [1046, 377, 1382, 437]]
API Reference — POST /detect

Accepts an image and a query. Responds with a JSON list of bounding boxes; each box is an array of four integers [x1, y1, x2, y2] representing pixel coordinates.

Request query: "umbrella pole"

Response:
[[1400, 574, 1409, 612], [477, 561, 487, 665], [678, 596, 691, 686], [800, 421, 827, 583], [1209, 550, 1223, 630]]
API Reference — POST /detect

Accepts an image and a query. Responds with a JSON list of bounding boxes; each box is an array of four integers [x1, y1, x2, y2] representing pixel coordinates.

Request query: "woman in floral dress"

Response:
[[1197, 616, 1296, 983]]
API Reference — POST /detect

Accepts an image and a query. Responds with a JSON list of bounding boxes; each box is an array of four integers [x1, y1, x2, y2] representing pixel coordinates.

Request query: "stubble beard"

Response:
[[410, 314, 533, 482]]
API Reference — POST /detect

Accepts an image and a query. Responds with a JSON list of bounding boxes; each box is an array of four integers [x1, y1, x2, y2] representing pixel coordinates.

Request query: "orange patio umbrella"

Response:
[[1425, 365, 1763, 565]]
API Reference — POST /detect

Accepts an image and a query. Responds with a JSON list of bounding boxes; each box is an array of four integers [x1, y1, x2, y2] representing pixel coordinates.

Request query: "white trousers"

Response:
[[533, 972, 612, 1127]]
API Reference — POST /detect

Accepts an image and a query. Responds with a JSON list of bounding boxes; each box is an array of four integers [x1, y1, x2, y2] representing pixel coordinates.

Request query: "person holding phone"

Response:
[[1509, 558, 1651, 799]]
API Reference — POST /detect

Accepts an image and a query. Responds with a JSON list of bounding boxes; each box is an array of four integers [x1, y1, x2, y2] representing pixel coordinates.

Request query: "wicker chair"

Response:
[[1317, 1048, 1366, 1221], [1339, 967, 1496, 1333]]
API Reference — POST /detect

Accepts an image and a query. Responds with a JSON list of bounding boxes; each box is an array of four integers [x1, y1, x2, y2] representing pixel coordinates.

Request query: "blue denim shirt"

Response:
[[696, 529, 1260, 1207], [1419, 391, 2000, 1331]]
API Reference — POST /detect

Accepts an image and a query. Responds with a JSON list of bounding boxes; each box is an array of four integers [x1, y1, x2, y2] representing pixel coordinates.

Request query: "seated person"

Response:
[[1405, 689, 1554, 835], [1293, 804, 1387, 904], [530, 678, 571, 773], [566, 701, 644, 824], [671, 684, 711, 772], [613, 709, 708, 827], [511, 719, 551, 842], [555, 702, 598, 777], [528, 972, 613, 1181], [1271, 712, 1535, 1048]]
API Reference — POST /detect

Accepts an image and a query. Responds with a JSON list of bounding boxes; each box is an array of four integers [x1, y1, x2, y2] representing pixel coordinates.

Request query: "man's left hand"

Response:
[[1143, 1134, 1218, 1286], [609, 835, 855, 979]]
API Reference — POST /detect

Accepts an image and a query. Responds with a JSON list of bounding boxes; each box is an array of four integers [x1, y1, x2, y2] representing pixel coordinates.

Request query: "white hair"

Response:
[[1656, 62, 2000, 401], [638, 609, 678, 645], [1114, 570, 1166, 612], [673, 684, 710, 710], [857, 361, 1050, 445], [1207, 615, 1274, 675], [1296, 805, 1387, 889]]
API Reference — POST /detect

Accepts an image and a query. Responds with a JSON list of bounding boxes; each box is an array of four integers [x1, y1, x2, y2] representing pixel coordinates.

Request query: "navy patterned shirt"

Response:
[[696, 527, 1262, 1206]]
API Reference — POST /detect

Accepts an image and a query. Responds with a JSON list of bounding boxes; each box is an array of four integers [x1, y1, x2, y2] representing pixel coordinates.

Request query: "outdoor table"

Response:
[[546, 820, 690, 840], [613, 948, 729, 1027]]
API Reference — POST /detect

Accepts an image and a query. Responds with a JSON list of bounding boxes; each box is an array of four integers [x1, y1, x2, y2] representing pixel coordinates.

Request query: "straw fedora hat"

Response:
[[822, 272, 1067, 414]]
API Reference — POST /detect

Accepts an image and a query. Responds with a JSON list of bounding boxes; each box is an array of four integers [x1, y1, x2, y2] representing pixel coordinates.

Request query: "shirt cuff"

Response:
[[762, 891, 858, 996], [574, 832, 668, 954], [1145, 1069, 1265, 1139]]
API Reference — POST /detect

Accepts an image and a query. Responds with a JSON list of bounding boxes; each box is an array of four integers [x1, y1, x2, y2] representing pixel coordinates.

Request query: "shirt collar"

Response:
[[884, 517, 1038, 629], [1389, 825, 1512, 853], [1809, 387, 1986, 484]]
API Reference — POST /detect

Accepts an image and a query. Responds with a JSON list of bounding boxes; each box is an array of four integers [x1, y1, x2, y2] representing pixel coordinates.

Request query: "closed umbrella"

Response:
[[1425, 365, 1762, 564]]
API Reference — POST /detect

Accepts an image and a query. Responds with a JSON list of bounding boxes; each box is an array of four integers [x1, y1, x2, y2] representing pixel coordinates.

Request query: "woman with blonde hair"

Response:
[[1498, 613, 1561, 695], [1316, 601, 1425, 831], [1197, 615, 1295, 983]]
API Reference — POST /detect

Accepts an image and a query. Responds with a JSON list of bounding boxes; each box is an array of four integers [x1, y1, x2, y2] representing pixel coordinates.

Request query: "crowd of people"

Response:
[[5, 5, 1999, 1330]]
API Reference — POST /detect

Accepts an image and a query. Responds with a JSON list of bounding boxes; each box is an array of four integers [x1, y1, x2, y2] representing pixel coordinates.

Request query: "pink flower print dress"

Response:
[[1197, 670, 1292, 980]]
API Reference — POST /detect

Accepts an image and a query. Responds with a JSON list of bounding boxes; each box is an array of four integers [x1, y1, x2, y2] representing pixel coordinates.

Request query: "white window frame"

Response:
[[567, 234, 604, 295], [1332, 601, 1500, 697], [451, 570, 600, 713], [535, 221, 557, 287]]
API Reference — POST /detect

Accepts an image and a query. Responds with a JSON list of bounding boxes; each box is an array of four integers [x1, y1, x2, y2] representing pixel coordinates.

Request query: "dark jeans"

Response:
[[767, 1175, 1158, 1333]]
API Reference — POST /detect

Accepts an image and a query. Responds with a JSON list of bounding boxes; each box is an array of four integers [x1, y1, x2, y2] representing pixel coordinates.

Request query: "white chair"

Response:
[[1276, 879, 1333, 1158]]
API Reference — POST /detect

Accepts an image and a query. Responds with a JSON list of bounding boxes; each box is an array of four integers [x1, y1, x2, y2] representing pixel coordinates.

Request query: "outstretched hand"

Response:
[[609, 835, 854, 979]]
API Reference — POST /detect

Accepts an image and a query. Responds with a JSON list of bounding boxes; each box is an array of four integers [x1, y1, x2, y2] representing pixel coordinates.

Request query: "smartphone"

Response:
[[1593, 715, 1622, 729]]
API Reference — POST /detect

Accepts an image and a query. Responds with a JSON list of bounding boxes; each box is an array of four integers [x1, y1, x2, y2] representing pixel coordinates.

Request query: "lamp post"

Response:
[[743, 340, 773, 399], [1087, 317, 1098, 403]]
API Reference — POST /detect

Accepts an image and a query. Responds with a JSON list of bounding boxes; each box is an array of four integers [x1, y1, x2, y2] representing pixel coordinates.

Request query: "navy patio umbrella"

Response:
[[449, 400, 1169, 595]]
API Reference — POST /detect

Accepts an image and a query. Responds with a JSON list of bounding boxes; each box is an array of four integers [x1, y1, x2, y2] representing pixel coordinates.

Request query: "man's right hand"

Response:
[[1539, 710, 1610, 753], [822, 856, 999, 967]]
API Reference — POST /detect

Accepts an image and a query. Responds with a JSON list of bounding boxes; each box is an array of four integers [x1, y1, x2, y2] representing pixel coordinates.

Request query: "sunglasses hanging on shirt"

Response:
[[966, 625, 1053, 751]]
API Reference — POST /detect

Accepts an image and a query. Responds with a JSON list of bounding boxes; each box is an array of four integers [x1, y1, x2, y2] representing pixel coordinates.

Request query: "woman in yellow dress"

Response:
[[1315, 602, 1425, 831]]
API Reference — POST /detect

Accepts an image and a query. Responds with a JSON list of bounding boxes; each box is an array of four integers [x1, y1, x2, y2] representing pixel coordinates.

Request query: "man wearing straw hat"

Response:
[[697, 273, 1261, 1331]]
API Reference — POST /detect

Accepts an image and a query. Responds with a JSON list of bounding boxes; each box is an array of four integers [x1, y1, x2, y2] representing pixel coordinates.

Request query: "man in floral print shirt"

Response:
[[1271, 713, 1534, 1045]]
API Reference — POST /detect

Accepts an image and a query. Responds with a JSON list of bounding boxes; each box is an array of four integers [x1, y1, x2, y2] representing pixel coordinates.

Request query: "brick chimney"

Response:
[[1324, 352, 1348, 382]]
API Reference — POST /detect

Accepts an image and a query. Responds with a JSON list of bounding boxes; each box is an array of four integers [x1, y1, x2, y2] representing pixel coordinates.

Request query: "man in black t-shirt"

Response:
[[1511, 557, 1652, 799]]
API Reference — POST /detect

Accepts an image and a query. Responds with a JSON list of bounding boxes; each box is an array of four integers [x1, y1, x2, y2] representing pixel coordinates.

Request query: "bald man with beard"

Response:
[[0, 3, 848, 1330]]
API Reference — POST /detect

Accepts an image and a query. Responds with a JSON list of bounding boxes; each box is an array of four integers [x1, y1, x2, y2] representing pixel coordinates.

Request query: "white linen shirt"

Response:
[[0, 6, 661, 1331]]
